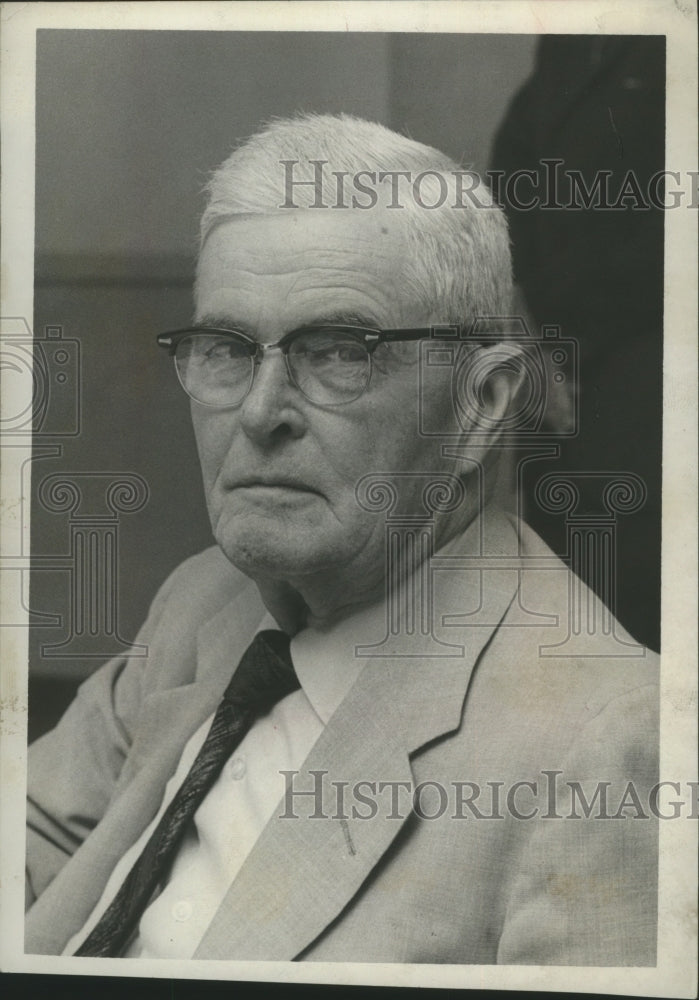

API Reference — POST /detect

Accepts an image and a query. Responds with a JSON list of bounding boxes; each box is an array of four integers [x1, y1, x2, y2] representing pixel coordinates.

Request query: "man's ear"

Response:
[[453, 342, 527, 452]]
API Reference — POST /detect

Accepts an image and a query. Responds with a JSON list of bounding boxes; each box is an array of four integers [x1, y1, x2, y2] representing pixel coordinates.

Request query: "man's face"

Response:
[[192, 208, 466, 606]]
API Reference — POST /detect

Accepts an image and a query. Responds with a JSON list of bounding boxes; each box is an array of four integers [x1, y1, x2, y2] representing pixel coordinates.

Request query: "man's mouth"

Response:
[[228, 476, 323, 496]]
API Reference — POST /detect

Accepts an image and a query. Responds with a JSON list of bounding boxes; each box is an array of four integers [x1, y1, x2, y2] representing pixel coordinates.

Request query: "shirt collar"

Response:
[[289, 599, 387, 726], [283, 507, 512, 727]]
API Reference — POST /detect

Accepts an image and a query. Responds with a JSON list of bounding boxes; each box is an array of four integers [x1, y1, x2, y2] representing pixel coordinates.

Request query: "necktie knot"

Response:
[[222, 629, 298, 712]]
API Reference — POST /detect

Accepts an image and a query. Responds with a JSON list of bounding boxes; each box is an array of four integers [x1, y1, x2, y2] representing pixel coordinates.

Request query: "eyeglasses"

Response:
[[157, 324, 458, 407]]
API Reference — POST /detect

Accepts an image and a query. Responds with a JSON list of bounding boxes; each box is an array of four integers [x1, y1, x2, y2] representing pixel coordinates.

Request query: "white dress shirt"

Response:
[[65, 600, 388, 958]]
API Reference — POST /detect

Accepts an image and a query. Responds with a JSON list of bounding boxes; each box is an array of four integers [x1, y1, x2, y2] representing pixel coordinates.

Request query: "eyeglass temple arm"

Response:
[[378, 326, 468, 343], [156, 329, 195, 354]]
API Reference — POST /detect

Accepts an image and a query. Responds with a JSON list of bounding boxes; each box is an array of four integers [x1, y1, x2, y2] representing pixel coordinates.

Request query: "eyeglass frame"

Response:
[[156, 323, 473, 407]]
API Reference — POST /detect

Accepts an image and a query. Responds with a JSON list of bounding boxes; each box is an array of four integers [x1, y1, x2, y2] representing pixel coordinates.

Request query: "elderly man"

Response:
[[25, 114, 658, 965]]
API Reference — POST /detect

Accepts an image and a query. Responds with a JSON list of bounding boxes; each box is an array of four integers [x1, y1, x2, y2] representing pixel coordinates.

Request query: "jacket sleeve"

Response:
[[496, 680, 659, 966], [25, 565, 181, 909]]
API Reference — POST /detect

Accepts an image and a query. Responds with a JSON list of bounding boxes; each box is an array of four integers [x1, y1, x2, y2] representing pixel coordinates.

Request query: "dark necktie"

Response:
[[75, 629, 298, 958]]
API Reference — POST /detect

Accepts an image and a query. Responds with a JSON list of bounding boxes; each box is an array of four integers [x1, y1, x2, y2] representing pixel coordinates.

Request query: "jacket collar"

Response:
[[194, 507, 520, 959]]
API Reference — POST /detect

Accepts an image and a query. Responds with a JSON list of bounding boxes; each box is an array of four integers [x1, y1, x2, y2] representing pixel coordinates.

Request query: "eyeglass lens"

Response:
[[174, 329, 372, 406]]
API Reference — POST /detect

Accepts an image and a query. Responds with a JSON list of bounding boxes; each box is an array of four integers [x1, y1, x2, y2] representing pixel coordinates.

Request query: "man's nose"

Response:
[[238, 348, 306, 445]]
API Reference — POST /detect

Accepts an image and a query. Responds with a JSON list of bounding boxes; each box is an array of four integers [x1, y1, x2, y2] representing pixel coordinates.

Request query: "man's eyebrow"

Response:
[[308, 311, 378, 328], [196, 315, 251, 332]]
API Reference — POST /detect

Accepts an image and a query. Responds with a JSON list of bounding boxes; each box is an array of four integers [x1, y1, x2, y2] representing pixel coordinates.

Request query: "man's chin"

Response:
[[214, 528, 336, 583]]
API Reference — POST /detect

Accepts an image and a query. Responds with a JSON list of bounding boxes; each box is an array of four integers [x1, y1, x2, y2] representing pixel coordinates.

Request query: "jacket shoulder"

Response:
[[492, 514, 659, 726], [154, 545, 251, 619], [126, 546, 256, 694]]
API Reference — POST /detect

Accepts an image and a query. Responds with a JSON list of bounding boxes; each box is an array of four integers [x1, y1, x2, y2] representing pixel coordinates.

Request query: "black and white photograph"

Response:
[[0, 1, 696, 995]]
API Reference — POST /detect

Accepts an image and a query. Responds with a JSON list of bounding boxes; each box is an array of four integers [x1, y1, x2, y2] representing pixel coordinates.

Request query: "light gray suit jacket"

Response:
[[25, 512, 659, 964]]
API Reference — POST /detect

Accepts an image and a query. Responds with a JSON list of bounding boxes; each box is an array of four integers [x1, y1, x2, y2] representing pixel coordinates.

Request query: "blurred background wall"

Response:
[[30, 30, 538, 739]]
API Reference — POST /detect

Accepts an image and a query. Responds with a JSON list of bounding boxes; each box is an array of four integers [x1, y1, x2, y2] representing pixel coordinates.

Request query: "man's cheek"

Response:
[[195, 426, 228, 485]]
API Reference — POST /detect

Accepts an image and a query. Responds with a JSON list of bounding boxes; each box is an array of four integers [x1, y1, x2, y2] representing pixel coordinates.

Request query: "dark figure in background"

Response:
[[491, 35, 664, 652]]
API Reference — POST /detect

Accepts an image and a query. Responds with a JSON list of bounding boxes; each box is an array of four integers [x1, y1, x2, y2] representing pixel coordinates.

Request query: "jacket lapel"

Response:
[[195, 511, 520, 960], [25, 583, 271, 956]]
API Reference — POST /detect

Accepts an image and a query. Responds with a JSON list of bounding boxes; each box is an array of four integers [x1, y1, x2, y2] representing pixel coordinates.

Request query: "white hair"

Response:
[[197, 113, 512, 325]]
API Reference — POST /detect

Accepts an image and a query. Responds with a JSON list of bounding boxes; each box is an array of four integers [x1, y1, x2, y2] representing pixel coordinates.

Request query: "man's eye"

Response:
[[336, 343, 367, 363], [199, 339, 248, 361], [205, 344, 231, 361], [304, 339, 366, 364]]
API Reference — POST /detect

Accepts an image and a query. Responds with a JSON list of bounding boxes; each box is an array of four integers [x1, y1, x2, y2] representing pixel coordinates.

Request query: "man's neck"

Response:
[[255, 567, 386, 635], [254, 504, 488, 634]]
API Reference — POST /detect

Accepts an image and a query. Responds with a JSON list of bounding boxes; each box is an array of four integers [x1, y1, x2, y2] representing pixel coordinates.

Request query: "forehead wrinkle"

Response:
[[203, 230, 398, 272], [201, 268, 396, 315], [199, 257, 389, 294], [288, 247, 400, 276], [283, 278, 397, 323]]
